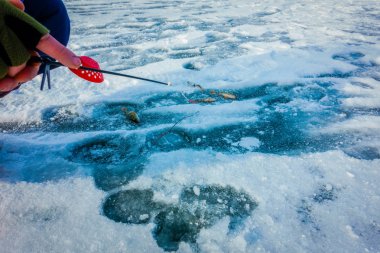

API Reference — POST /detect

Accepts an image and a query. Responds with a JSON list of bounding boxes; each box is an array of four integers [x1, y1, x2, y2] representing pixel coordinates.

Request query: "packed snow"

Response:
[[1, 0, 380, 252]]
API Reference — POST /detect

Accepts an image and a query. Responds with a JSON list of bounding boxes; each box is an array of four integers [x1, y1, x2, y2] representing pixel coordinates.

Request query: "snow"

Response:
[[1, 0, 380, 252], [233, 137, 261, 150]]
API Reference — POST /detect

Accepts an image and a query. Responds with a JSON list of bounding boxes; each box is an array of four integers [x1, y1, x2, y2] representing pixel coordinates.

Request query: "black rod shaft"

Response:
[[40, 59, 171, 86], [80, 66, 170, 86]]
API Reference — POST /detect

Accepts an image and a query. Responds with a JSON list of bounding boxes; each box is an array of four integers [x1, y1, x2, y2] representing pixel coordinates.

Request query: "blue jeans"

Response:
[[24, 0, 71, 47]]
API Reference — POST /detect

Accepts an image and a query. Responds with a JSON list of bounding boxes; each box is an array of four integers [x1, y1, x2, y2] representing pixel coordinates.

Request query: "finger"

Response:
[[8, 63, 26, 77], [0, 77, 18, 92], [14, 62, 41, 84], [36, 34, 81, 69], [0, 51, 41, 92], [8, 0, 25, 11]]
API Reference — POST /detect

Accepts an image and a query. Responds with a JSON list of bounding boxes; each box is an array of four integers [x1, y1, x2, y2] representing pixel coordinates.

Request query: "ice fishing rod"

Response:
[[32, 56, 171, 91]]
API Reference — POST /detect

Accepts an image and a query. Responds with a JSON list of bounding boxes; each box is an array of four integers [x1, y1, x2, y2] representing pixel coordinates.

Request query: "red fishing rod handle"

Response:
[[69, 56, 104, 83]]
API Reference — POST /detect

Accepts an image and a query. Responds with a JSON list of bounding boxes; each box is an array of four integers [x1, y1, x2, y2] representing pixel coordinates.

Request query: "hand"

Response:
[[0, 0, 81, 93], [8, 0, 24, 11]]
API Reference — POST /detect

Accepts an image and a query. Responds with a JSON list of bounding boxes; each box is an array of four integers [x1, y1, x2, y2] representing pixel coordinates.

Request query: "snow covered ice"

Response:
[[1, 0, 380, 252]]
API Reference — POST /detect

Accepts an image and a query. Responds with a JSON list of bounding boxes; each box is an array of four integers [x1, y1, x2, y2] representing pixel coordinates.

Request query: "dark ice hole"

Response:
[[102, 185, 257, 251]]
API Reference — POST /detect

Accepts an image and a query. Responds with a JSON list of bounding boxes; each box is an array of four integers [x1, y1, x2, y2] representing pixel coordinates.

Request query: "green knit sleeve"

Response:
[[0, 0, 49, 78]]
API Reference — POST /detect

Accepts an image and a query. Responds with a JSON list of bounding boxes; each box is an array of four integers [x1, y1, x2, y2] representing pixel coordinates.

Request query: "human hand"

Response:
[[0, 35, 82, 93], [7, 0, 24, 11], [0, 0, 81, 94]]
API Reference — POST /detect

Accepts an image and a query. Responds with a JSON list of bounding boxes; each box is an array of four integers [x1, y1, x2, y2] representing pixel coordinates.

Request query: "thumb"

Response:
[[36, 34, 81, 69], [8, 0, 25, 11]]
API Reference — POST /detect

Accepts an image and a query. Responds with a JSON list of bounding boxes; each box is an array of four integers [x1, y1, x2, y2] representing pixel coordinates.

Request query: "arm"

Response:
[[0, 0, 80, 96]]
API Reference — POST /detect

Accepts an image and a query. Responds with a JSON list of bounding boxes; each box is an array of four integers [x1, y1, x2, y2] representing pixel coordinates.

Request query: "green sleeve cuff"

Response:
[[0, 0, 49, 78], [0, 1, 49, 35]]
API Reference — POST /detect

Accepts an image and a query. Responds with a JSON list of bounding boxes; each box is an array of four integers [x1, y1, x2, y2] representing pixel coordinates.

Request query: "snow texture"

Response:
[[1, 0, 380, 252]]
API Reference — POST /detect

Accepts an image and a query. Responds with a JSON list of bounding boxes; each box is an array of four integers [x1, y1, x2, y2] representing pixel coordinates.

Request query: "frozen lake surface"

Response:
[[1, 0, 380, 252]]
